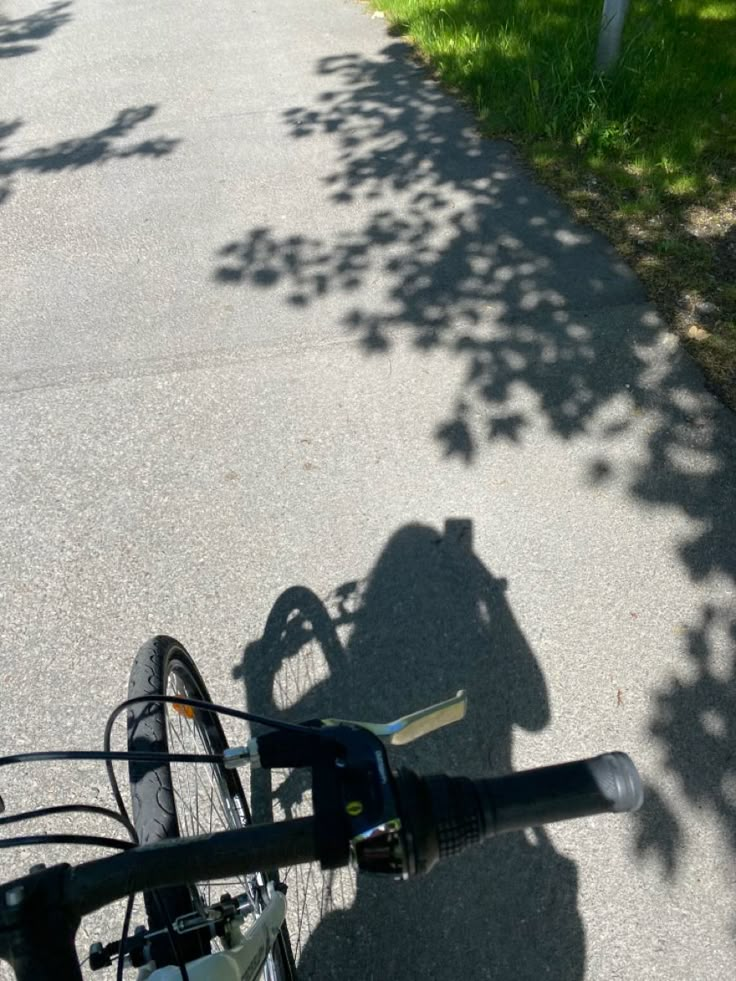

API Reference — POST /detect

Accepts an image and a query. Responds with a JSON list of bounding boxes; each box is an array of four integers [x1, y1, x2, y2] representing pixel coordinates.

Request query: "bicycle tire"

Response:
[[127, 635, 296, 978]]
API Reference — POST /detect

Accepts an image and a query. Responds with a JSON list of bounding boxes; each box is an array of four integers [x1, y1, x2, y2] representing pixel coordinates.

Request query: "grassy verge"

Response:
[[370, 0, 736, 407]]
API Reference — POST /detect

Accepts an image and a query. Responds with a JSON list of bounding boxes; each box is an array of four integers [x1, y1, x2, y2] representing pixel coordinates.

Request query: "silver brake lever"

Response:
[[323, 690, 467, 746]]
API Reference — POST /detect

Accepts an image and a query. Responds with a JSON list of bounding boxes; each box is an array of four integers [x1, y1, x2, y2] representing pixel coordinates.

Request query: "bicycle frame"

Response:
[[142, 889, 285, 981]]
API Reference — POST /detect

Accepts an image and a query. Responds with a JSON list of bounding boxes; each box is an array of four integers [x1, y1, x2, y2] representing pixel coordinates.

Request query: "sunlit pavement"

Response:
[[1, 2, 734, 979]]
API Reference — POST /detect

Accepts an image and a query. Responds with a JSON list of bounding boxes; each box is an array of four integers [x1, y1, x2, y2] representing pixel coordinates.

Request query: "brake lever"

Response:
[[222, 695, 465, 875], [322, 690, 467, 746]]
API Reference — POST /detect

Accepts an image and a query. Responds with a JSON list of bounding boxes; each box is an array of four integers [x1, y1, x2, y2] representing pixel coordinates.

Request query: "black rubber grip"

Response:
[[424, 775, 484, 858], [475, 752, 644, 836]]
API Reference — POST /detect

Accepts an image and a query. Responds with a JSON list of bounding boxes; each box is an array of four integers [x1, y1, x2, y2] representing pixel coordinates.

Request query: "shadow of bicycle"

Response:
[[234, 520, 585, 980]]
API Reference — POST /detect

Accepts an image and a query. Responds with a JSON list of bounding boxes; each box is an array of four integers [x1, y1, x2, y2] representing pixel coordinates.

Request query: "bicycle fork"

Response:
[[140, 888, 286, 981]]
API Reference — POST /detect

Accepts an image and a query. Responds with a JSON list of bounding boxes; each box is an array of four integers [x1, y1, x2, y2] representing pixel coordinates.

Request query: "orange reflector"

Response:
[[172, 702, 195, 719]]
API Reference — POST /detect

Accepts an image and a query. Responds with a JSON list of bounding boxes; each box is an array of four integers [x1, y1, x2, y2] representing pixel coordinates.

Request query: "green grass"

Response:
[[371, 0, 736, 406]]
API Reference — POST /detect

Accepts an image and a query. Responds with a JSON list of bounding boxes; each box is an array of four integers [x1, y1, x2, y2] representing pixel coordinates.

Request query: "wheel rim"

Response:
[[165, 658, 283, 977]]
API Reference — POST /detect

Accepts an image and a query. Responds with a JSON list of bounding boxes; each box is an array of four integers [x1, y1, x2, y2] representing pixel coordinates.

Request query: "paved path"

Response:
[[1, 1, 735, 978]]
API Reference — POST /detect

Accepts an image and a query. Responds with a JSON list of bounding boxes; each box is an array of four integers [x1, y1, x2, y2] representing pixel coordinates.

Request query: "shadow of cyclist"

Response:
[[236, 520, 584, 980]]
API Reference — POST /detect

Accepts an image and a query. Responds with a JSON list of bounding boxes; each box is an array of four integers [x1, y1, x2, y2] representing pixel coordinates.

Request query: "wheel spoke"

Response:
[[162, 664, 257, 951], [132, 646, 295, 977]]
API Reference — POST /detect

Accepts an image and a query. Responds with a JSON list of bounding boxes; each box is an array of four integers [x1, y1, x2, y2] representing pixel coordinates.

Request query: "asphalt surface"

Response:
[[1, 1, 735, 979]]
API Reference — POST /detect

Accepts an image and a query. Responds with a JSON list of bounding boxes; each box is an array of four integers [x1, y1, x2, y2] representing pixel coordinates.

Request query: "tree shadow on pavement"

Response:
[[235, 520, 585, 981], [214, 45, 647, 459], [214, 40, 736, 912], [0, 105, 179, 206], [635, 603, 736, 884], [0, 1, 72, 59]]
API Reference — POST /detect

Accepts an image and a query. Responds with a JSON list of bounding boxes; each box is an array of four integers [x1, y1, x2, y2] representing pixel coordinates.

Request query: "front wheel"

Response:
[[127, 635, 296, 979]]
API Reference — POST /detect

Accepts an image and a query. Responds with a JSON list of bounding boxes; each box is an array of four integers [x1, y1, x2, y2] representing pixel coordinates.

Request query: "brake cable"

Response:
[[103, 692, 315, 831]]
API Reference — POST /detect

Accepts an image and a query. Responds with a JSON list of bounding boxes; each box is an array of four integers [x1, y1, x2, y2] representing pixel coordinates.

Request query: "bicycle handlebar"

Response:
[[67, 817, 318, 918], [395, 752, 643, 874], [0, 753, 642, 980], [64, 753, 640, 913]]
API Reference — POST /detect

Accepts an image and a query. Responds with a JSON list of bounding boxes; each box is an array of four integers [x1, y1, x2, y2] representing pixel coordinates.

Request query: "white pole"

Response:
[[596, 0, 631, 73]]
